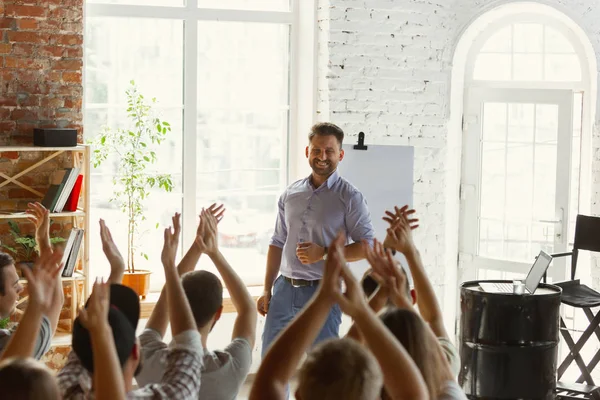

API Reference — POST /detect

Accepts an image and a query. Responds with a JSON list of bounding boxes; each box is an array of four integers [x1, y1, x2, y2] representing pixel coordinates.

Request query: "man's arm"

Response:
[[250, 233, 346, 400], [146, 204, 225, 338], [197, 209, 256, 346], [386, 207, 448, 339], [258, 195, 287, 316]]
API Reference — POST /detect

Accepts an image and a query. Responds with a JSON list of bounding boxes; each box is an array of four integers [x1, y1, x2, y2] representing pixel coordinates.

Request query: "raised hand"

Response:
[[26, 202, 51, 255], [99, 219, 125, 283], [365, 239, 411, 309], [382, 205, 419, 254], [195, 203, 225, 237], [296, 242, 325, 265], [78, 279, 110, 333], [22, 250, 64, 313], [161, 212, 181, 268], [317, 232, 346, 301], [195, 208, 219, 256]]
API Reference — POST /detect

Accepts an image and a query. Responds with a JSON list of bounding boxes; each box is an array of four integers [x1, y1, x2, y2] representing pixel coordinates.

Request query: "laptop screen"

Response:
[[525, 251, 553, 293]]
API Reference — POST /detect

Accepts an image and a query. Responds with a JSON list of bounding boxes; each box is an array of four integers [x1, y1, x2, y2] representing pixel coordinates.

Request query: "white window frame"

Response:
[[83, 0, 317, 259]]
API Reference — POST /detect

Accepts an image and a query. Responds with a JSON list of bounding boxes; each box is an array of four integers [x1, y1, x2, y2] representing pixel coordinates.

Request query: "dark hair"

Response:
[[182, 270, 223, 328], [361, 268, 410, 300], [379, 309, 452, 399], [308, 122, 344, 147], [0, 358, 60, 400], [0, 252, 15, 296]]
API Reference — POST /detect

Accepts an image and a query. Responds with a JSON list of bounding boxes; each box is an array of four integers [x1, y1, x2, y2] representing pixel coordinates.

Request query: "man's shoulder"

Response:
[[332, 175, 363, 199]]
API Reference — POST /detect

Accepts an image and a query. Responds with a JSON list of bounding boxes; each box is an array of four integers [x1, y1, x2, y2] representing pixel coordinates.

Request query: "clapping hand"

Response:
[[195, 208, 219, 256], [23, 250, 64, 314], [26, 202, 50, 235], [317, 232, 345, 302], [78, 279, 110, 333], [365, 239, 411, 309], [161, 213, 181, 269], [99, 219, 125, 283], [382, 205, 419, 254]]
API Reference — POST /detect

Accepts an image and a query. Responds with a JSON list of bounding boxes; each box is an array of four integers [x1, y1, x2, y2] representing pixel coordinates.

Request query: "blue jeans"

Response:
[[261, 275, 342, 357]]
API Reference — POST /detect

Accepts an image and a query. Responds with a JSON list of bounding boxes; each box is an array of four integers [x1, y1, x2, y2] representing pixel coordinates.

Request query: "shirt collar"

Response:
[[307, 169, 340, 190]]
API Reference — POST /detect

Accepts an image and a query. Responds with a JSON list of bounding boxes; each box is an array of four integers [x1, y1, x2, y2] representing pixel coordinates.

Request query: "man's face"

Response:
[[305, 135, 344, 177], [0, 265, 23, 318]]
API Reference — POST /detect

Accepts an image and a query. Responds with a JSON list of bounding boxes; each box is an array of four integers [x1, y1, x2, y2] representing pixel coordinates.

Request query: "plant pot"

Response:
[[122, 270, 151, 300]]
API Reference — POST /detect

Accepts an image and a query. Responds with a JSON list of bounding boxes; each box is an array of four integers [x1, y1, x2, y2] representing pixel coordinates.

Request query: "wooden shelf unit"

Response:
[[0, 145, 91, 333]]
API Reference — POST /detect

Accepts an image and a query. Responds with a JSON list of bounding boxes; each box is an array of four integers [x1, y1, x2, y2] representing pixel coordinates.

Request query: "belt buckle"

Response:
[[291, 278, 303, 288]]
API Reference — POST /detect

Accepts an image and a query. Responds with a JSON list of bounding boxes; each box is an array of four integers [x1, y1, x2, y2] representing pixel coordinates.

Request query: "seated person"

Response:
[[0, 202, 65, 359], [137, 205, 256, 400], [250, 232, 429, 400], [58, 213, 204, 400], [0, 358, 60, 400]]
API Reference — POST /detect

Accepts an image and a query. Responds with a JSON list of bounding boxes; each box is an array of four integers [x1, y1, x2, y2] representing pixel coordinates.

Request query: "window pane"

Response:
[[544, 26, 576, 54], [85, 17, 184, 291], [535, 104, 558, 144], [482, 103, 507, 142], [513, 54, 543, 81], [480, 26, 511, 53], [196, 21, 289, 285], [198, 0, 290, 11], [473, 54, 511, 80], [507, 103, 534, 142], [544, 54, 582, 82], [513, 23, 543, 53], [88, 0, 183, 6]]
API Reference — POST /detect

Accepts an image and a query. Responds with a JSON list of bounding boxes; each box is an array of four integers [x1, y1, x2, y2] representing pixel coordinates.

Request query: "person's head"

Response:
[[72, 284, 142, 384], [360, 266, 416, 305], [306, 122, 345, 178], [0, 357, 60, 400], [0, 252, 22, 318], [182, 270, 223, 332], [380, 308, 452, 399], [296, 338, 383, 400]]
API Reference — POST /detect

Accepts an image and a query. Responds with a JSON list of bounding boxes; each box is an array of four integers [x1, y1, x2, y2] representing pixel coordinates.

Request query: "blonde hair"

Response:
[[0, 357, 60, 400], [296, 338, 383, 400], [380, 308, 453, 399]]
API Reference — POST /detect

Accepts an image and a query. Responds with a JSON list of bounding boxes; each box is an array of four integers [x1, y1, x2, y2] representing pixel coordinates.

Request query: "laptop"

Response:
[[479, 250, 553, 294]]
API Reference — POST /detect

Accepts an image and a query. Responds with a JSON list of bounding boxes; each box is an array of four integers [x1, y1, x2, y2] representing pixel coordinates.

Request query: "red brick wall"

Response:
[[0, 0, 84, 145]]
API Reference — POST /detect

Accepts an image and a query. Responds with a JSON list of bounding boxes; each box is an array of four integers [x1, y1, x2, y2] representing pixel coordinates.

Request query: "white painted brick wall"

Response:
[[317, 0, 600, 318]]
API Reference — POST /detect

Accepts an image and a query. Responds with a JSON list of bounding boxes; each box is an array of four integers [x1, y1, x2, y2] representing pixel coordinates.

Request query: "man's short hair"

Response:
[[0, 252, 15, 296], [0, 357, 60, 400], [308, 122, 344, 147], [297, 338, 383, 400], [361, 267, 410, 300], [182, 270, 223, 328]]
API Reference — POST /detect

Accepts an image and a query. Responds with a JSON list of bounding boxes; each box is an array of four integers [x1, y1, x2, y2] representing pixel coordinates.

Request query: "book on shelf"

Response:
[[54, 167, 80, 213], [60, 229, 78, 275], [62, 228, 83, 278], [42, 168, 71, 211], [63, 175, 83, 212]]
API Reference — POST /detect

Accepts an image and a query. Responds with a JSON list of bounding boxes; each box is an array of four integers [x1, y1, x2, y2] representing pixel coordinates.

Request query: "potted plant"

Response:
[[92, 81, 173, 298], [2, 220, 66, 272]]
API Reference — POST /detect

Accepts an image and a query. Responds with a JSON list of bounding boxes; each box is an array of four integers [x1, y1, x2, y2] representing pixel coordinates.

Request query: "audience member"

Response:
[[137, 204, 256, 400], [58, 213, 203, 400], [0, 357, 60, 400], [0, 202, 65, 359], [250, 232, 429, 400]]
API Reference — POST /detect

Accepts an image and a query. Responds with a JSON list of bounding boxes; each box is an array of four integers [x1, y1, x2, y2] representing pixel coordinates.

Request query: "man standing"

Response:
[[257, 122, 374, 355]]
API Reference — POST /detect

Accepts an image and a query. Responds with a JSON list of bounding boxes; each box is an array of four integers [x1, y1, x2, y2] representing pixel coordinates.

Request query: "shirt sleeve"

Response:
[[438, 337, 461, 378], [345, 190, 375, 244], [223, 338, 253, 383], [136, 329, 170, 386], [438, 380, 468, 400], [31, 315, 52, 360], [57, 351, 92, 400], [269, 194, 287, 248]]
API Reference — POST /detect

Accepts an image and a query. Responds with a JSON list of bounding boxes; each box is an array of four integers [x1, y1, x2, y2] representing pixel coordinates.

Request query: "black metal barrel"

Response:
[[459, 280, 561, 399]]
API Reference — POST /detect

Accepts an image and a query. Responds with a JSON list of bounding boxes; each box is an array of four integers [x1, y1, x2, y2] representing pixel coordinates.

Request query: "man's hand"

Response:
[[23, 250, 64, 314], [195, 203, 225, 238], [78, 279, 110, 334], [161, 213, 181, 268], [257, 290, 271, 317], [26, 202, 51, 255], [99, 219, 125, 283], [296, 242, 325, 265], [317, 232, 345, 302], [366, 239, 412, 309], [195, 208, 219, 257], [382, 205, 419, 254]]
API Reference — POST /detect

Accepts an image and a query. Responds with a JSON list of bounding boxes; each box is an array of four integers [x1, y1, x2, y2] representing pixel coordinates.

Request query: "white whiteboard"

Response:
[[340, 144, 414, 281]]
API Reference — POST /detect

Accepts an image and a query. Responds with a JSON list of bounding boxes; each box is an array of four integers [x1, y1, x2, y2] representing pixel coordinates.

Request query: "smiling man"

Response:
[[257, 122, 375, 356]]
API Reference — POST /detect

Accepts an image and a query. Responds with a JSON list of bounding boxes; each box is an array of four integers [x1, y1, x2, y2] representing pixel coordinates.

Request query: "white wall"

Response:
[[316, 0, 600, 331]]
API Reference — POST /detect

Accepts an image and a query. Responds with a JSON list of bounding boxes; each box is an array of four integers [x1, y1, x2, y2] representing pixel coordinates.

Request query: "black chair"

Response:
[[553, 215, 600, 399]]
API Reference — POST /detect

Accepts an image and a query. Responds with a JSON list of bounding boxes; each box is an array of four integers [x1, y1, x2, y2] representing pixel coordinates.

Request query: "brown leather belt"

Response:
[[283, 276, 321, 287]]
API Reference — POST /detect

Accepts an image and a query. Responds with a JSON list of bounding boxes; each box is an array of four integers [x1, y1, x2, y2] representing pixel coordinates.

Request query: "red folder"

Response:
[[64, 175, 83, 212]]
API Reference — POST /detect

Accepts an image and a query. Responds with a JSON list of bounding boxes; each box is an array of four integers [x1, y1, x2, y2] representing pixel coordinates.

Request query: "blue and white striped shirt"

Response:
[[270, 170, 375, 280]]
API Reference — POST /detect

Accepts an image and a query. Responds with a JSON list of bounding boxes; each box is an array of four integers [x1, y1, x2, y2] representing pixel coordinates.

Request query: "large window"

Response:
[[84, 1, 293, 290]]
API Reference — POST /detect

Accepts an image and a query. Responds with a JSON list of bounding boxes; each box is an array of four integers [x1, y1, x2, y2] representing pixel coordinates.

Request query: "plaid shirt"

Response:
[[57, 330, 203, 400]]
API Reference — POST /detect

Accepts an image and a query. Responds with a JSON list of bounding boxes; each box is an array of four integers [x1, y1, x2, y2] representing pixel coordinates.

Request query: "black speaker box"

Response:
[[33, 128, 78, 147]]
